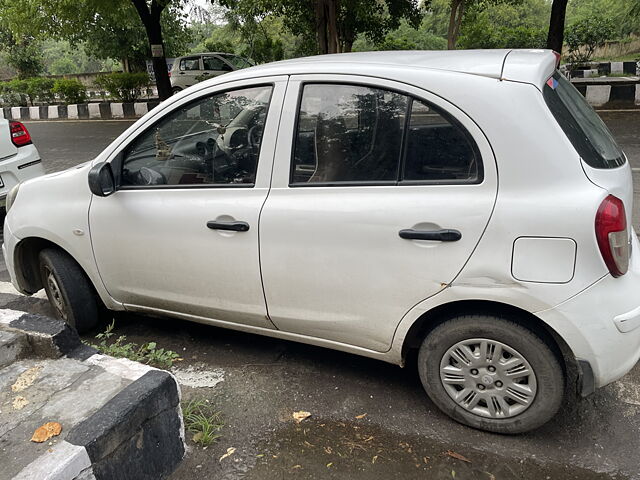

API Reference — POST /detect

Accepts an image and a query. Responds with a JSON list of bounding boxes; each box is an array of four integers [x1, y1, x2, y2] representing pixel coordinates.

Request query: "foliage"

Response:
[[94, 72, 150, 102], [566, 0, 640, 39], [565, 17, 616, 64], [89, 321, 181, 369], [25, 77, 55, 105], [0, 79, 28, 106], [352, 18, 447, 51], [218, 0, 423, 54], [182, 399, 224, 446], [51, 78, 88, 104], [459, 6, 547, 49]]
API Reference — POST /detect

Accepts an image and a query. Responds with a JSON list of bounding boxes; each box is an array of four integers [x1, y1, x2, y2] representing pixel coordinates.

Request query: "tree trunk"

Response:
[[326, 0, 339, 54], [315, 0, 328, 54], [447, 0, 464, 50], [546, 0, 569, 54], [130, 0, 172, 101], [315, 0, 341, 55]]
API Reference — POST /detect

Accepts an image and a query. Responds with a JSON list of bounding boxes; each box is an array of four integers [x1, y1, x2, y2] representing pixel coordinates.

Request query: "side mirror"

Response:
[[88, 162, 116, 197]]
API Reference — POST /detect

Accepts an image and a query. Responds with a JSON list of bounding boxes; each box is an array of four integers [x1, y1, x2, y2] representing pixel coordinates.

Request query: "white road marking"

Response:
[[0, 280, 47, 299]]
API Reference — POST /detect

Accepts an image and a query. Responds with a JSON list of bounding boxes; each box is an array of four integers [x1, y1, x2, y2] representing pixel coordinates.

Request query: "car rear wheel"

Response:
[[418, 315, 564, 434], [172, 87, 182, 95], [39, 248, 99, 333]]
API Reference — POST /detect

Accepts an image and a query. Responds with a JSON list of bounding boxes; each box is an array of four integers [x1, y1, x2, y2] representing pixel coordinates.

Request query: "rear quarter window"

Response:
[[543, 72, 625, 169]]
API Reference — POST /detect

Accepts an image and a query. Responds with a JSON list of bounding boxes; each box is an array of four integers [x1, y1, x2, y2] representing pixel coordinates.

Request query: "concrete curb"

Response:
[[571, 81, 640, 108], [0, 101, 161, 121], [567, 61, 639, 78], [0, 309, 185, 480]]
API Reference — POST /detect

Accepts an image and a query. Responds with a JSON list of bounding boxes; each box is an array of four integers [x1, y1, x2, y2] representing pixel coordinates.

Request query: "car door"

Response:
[[202, 55, 234, 80], [259, 76, 498, 351], [89, 77, 288, 328], [174, 56, 203, 88]]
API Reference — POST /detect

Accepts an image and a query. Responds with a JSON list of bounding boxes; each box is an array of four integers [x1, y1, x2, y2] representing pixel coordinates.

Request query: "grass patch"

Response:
[[88, 320, 181, 369], [182, 399, 223, 446]]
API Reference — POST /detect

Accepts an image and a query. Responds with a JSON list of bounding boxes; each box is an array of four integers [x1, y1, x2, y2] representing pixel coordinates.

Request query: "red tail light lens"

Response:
[[595, 195, 629, 277], [9, 121, 32, 147]]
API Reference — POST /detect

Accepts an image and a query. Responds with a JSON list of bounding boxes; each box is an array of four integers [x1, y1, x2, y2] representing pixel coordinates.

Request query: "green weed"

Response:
[[88, 320, 181, 369], [182, 399, 224, 446]]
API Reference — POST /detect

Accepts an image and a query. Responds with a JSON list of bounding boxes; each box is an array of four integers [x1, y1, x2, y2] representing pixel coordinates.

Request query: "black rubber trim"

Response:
[[577, 359, 596, 397]]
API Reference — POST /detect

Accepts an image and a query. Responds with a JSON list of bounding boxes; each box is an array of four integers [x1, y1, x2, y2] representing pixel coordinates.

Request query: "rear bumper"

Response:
[[538, 233, 640, 389], [0, 145, 45, 206]]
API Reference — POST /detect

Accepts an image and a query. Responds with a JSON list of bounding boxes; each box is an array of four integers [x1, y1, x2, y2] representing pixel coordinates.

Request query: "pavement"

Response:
[[1, 113, 639, 479], [0, 310, 184, 480]]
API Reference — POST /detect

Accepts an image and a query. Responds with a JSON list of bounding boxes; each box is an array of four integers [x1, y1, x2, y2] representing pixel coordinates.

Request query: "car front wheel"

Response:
[[418, 315, 564, 434], [39, 248, 99, 333]]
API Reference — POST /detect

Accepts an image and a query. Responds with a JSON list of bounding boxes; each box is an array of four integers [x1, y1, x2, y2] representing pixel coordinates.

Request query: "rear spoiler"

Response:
[[501, 50, 559, 90]]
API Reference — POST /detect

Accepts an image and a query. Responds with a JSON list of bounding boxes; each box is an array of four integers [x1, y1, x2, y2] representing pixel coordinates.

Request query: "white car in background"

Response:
[[3, 50, 640, 434], [0, 120, 44, 209], [169, 52, 254, 94]]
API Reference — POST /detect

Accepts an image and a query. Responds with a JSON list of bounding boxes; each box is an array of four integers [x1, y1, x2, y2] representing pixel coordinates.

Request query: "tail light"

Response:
[[552, 51, 561, 68], [168, 71, 172, 77], [9, 121, 32, 147], [595, 195, 629, 277]]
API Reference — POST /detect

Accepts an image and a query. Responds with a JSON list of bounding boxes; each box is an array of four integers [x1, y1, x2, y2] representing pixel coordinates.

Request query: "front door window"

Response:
[[120, 85, 273, 187]]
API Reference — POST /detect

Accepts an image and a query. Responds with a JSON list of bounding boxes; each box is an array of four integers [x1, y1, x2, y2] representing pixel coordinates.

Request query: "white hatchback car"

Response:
[[4, 50, 639, 434], [0, 119, 45, 207]]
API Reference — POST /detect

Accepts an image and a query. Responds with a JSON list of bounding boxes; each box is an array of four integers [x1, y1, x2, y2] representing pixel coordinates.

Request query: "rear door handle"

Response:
[[399, 229, 462, 242], [207, 221, 250, 232]]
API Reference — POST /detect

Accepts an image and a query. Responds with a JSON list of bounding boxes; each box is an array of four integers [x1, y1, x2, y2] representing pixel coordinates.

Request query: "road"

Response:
[[3, 113, 640, 479]]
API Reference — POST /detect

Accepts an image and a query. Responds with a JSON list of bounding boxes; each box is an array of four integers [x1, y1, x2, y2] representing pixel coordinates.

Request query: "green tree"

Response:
[[0, 0, 190, 100], [218, 0, 423, 55], [565, 17, 616, 64], [440, 0, 525, 49]]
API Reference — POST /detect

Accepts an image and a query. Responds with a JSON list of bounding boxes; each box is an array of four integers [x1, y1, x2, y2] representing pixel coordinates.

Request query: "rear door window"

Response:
[[544, 72, 625, 169], [290, 83, 481, 186]]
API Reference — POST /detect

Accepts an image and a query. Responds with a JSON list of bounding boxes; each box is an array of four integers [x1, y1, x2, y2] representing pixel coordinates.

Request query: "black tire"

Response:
[[39, 248, 99, 333], [418, 315, 564, 434], [172, 87, 182, 95]]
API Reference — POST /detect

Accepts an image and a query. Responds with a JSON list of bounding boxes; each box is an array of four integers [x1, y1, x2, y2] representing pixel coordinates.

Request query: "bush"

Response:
[[94, 72, 150, 103], [25, 77, 55, 105], [0, 79, 28, 107], [52, 78, 87, 104], [565, 18, 616, 65]]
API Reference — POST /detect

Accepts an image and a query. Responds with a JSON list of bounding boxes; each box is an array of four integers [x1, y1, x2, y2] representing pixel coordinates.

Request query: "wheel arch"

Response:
[[14, 237, 104, 306], [400, 299, 578, 381]]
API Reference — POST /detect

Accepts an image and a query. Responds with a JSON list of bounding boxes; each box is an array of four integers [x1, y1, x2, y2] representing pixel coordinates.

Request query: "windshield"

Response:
[[543, 72, 625, 169]]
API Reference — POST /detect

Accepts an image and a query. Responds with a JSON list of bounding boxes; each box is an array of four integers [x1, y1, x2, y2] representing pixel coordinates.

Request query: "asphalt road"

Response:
[[4, 113, 640, 479]]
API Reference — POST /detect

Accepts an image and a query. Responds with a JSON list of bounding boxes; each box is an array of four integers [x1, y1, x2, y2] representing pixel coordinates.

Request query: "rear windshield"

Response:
[[543, 71, 625, 169]]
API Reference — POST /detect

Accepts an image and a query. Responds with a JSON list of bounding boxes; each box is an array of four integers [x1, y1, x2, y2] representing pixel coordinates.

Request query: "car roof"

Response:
[[207, 49, 557, 89]]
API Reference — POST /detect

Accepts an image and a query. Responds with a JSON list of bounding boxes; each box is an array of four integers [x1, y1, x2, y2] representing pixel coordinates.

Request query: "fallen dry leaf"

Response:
[[12, 396, 29, 410], [355, 413, 367, 419], [445, 450, 471, 463], [219, 447, 236, 462], [372, 455, 378, 464], [292, 411, 311, 423], [12, 366, 43, 393], [31, 422, 62, 443], [192, 432, 203, 443], [326, 462, 333, 468]]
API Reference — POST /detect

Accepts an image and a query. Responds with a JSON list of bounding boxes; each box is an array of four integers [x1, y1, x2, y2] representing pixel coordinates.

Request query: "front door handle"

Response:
[[399, 229, 462, 242], [207, 221, 250, 232]]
